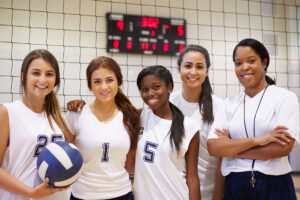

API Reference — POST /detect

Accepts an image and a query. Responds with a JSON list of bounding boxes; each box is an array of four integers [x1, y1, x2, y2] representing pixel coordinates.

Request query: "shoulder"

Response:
[[169, 90, 182, 104]]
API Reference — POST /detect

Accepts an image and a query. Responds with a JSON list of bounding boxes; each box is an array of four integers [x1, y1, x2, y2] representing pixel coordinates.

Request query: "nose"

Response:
[[241, 63, 250, 71], [38, 74, 47, 83], [99, 82, 109, 89], [190, 66, 196, 74]]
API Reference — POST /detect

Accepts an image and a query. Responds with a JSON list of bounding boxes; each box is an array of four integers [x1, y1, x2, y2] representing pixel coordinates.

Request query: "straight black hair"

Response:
[[137, 65, 185, 153], [177, 45, 214, 124], [232, 38, 275, 85]]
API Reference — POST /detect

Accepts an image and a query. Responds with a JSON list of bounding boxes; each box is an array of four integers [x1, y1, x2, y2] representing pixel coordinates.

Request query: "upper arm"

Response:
[[185, 132, 199, 178], [276, 93, 299, 143], [0, 105, 9, 166]]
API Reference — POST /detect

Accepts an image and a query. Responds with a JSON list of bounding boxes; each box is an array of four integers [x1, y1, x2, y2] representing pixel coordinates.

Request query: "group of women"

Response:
[[0, 38, 298, 200]]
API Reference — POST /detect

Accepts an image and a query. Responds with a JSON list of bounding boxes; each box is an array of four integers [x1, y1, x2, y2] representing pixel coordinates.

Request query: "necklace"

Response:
[[243, 85, 268, 188]]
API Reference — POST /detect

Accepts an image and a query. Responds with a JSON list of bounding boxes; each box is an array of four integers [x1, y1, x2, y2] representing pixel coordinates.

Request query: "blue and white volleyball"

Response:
[[37, 141, 84, 188]]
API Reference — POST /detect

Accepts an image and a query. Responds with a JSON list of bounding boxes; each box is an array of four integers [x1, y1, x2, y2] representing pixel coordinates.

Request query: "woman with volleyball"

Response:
[[0, 49, 71, 199], [65, 56, 140, 200], [207, 38, 299, 199], [133, 65, 200, 200], [170, 45, 225, 200]]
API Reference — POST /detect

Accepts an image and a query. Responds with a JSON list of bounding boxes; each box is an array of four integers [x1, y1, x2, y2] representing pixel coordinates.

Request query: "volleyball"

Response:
[[37, 141, 84, 188]]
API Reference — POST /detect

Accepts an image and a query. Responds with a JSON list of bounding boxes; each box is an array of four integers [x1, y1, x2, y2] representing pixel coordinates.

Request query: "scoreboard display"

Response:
[[106, 13, 186, 56]]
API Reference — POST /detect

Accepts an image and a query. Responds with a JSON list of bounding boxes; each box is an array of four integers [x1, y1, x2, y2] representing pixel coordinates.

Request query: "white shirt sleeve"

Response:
[[275, 91, 300, 146], [207, 99, 228, 140], [65, 111, 78, 135]]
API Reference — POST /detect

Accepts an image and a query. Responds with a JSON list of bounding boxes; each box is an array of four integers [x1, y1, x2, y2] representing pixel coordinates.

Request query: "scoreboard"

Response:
[[106, 13, 186, 56]]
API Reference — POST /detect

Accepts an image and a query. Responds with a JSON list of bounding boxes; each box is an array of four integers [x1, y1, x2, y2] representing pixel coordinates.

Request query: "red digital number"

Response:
[[113, 40, 119, 48], [116, 21, 124, 31], [142, 17, 159, 28], [152, 43, 156, 50], [127, 41, 132, 49], [179, 44, 185, 52], [177, 26, 184, 36], [163, 43, 169, 52]]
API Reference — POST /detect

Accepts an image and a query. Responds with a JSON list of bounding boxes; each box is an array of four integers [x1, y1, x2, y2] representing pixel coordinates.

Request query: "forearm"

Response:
[[236, 139, 295, 160], [212, 158, 224, 200], [187, 176, 201, 200], [207, 137, 257, 157], [0, 168, 33, 197]]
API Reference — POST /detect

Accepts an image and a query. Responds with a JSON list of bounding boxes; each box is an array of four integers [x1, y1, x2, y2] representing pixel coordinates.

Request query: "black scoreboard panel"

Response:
[[106, 13, 186, 56]]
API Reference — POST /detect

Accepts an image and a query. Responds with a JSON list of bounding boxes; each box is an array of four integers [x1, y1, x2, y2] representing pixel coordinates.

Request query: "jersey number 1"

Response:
[[101, 143, 110, 162]]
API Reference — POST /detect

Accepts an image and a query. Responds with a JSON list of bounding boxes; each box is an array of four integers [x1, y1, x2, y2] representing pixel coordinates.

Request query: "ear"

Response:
[[205, 67, 209, 77], [262, 58, 268, 70], [167, 83, 173, 93], [21, 72, 24, 82]]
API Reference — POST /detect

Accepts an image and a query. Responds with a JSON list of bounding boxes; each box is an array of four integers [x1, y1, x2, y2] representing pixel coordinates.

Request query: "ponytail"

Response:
[[169, 102, 185, 153], [265, 75, 275, 85], [115, 89, 140, 151], [199, 77, 214, 124], [45, 91, 72, 142]]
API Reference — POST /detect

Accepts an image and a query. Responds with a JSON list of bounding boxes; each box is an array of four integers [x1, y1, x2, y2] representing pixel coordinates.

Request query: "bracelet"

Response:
[[129, 174, 134, 180]]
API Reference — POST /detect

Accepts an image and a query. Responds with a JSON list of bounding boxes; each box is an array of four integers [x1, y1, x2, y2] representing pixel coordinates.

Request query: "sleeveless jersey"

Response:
[[133, 107, 198, 200], [170, 90, 224, 200], [65, 105, 131, 199], [0, 100, 68, 200]]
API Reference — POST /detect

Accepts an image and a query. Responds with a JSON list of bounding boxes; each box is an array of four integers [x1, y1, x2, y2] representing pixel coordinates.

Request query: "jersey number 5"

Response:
[[143, 141, 158, 163]]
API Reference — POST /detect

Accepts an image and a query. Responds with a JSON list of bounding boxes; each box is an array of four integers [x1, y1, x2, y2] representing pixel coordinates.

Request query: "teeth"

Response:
[[36, 86, 47, 89]]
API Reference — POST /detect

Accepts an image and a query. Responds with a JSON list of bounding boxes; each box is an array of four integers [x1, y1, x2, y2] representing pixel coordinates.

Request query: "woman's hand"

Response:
[[29, 178, 69, 198], [254, 125, 292, 146], [215, 128, 231, 139], [67, 100, 85, 112]]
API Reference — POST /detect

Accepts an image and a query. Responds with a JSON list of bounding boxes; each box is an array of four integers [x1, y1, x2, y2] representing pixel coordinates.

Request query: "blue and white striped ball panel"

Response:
[[37, 141, 84, 188]]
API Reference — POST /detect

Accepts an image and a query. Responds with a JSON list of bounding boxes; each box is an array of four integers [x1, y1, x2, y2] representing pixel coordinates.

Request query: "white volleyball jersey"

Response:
[[65, 105, 131, 199], [208, 85, 300, 176], [170, 90, 224, 200], [0, 100, 68, 200], [133, 107, 198, 200]]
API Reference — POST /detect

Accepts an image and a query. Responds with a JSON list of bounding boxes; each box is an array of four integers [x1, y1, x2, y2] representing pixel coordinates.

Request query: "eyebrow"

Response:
[[234, 56, 256, 61], [183, 61, 205, 65]]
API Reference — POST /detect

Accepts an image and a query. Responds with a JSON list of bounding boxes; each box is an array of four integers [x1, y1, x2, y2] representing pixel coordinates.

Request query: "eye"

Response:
[[141, 87, 148, 93], [196, 65, 204, 70], [183, 64, 192, 68], [32, 71, 40, 76], [107, 78, 114, 83], [46, 72, 55, 77], [94, 80, 100, 84], [248, 59, 255, 64], [153, 85, 160, 90], [235, 61, 242, 67]]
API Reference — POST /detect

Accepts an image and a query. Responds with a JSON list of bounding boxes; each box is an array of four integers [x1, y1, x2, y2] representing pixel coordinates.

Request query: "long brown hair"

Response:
[[86, 56, 140, 151], [21, 49, 72, 142], [177, 45, 214, 124]]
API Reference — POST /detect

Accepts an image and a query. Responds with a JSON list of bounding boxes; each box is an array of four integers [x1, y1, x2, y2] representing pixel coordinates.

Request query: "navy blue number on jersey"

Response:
[[101, 143, 110, 162], [34, 134, 64, 157], [143, 141, 158, 163]]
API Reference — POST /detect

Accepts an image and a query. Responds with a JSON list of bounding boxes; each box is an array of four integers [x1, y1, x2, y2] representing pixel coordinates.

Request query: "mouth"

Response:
[[241, 73, 254, 79], [187, 76, 199, 81], [100, 91, 111, 96], [36, 85, 48, 90]]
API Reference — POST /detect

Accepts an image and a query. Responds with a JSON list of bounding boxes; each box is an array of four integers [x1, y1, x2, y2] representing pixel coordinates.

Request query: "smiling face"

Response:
[[24, 58, 56, 99], [90, 67, 119, 104], [179, 51, 208, 90], [234, 46, 268, 95], [140, 74, 172, 112]]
